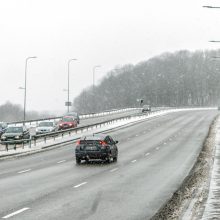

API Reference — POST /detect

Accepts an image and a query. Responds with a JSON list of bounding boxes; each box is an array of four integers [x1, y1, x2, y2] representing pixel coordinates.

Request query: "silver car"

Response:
[[36, 121, 58, 135]]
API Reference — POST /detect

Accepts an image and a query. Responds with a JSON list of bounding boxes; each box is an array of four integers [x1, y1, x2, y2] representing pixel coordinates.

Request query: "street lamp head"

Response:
[[209, 41, 220, 43], [203, 6, 220, 8], [68, 58, 77, 63]]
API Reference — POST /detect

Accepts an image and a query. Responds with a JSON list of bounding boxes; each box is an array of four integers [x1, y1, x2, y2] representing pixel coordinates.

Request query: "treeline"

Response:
[[0, 102, 53, 122], [73, 50, 220, 113]]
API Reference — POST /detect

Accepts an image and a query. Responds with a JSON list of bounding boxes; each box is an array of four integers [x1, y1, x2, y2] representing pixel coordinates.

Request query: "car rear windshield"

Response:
[[62, 117, 74, 122], [6, 127, 23, 133], [79, 140, 102, 145]]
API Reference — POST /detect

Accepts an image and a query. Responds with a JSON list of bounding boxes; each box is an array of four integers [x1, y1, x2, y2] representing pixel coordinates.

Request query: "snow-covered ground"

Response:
[[201, 116, 220, 219]]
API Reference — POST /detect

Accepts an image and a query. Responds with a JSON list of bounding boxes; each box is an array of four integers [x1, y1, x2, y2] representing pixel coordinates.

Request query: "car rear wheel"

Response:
[[113, 156, 117, 162], [76, 158, 81, 165]]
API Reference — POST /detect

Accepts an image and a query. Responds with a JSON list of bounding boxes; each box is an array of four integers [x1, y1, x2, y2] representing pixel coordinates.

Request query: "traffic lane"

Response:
[[0, 110, 217, 218], [0, 111, 194, 179], [0, 111, 194, 213], [6, 110, 216, 220]]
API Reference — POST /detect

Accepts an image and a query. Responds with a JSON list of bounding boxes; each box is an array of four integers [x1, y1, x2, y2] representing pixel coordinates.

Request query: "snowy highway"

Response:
[[0, 109, 218, 220]]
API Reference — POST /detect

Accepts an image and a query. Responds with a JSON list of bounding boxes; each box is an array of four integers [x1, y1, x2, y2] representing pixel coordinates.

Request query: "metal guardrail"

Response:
[[7, 107, 140, 126], [1, 108, 155, 151]]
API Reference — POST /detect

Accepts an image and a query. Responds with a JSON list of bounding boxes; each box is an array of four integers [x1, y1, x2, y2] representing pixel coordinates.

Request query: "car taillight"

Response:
[[76, 140, 80, 145], [100, 141, 107, 148]]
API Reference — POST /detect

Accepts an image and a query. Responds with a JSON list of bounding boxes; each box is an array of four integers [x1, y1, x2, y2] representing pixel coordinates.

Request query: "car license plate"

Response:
[[87, 146, 96, 150]]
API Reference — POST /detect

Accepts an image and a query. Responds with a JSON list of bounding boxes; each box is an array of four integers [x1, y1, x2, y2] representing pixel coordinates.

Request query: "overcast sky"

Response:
[[0, 0, 220, 113]]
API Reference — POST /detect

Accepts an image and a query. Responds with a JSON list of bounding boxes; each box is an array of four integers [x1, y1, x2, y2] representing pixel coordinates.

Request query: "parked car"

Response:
[[36, 121, 58, 135], [0, 122, 8, 137], [65, 112, 80, 124], [58, 116, 77, 130], [75, 134, 118, 164], [142, 104, 151, 113], [1, 125, 30, 143]]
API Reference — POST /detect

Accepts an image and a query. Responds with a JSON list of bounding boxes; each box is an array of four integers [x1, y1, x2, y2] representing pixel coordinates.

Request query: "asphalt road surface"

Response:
[[0, 109, 217, 220]]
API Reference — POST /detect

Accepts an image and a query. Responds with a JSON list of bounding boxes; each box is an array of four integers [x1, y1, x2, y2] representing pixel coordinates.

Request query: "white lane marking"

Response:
[[17, 169, 31, 174], [163, 142, 167, 145], [110, 168, 118, 172], [135, 134, 139, 137], [131, 160, 137, 163], [2, 207, 30, 219], [145, 153, 150, 156], [156, 147, 160, 150], [73, 182, 87, 188], [57, 160, 66, 164]]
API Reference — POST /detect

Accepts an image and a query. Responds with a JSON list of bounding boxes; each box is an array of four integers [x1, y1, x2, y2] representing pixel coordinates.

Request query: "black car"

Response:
[[1, 125, 30, 143], [75, 134, 118, 164], [0, 122, 8, 137]]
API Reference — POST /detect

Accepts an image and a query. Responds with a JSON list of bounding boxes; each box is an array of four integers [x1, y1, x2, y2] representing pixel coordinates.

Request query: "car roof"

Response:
[[80, 134, 107, 141], [7, 125, 25, 128], [62, 116, 74, 118]]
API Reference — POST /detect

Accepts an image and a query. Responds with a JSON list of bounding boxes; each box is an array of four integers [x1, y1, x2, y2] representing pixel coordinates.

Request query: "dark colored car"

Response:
[[75, 134, 118, 164], [58, 116, 77, 130], [142, 105, 151, 113], [0, 122, 8, 137], [65, 112, 80, 124], [1, 125, 30, 143]]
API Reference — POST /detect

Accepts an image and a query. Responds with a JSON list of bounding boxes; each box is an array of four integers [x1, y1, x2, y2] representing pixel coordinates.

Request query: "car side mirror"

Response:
[[115, 141, 118, 144]]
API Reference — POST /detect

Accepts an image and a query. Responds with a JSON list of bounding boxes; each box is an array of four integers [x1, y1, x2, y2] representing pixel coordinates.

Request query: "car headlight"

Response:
[[1, 136, 6, 140], [15, 135, 21, 139]]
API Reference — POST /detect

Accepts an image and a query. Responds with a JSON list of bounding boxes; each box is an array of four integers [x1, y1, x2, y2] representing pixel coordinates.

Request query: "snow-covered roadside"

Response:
[[201, 116, 220, 219]]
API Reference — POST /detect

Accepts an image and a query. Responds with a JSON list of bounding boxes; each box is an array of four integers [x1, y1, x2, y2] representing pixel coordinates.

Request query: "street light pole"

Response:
[[23, 56, 37, 122], [67, 58, 77, 113]]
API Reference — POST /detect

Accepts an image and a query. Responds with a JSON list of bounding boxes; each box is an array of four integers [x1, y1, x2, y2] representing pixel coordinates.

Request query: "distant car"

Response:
[[36, 121, 58, 135], [75, 134, 118, 164], [1, 125, 30, 143], [142, 105, 151, 113], [65, 112, 80, 124], [58, 116, 77, 130], [0, 122, 8, 137]]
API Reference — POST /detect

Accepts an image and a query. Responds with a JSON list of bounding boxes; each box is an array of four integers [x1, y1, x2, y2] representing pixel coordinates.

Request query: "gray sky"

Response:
[[0, 0, 219, 113]]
